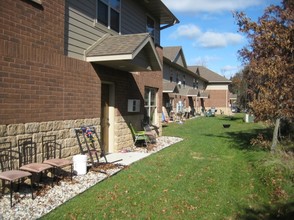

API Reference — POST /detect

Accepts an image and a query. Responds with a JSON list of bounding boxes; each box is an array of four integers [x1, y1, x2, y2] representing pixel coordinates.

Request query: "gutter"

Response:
[[160, 19, 178, 30]]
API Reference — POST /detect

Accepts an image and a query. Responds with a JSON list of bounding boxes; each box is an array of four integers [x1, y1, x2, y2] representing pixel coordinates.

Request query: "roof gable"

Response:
[[163, 46, 187, 68], [163, 82, 179, 93], [85, 33, 162, 72]]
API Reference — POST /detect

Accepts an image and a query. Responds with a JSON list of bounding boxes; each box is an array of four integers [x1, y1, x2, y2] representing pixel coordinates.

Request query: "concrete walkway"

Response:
[[101, 151, 151, 165], [100, 136, 183, 166]]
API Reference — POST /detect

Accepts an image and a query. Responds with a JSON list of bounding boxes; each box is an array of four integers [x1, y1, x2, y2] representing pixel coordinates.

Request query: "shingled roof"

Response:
[[163, 82, 179, 93], [163, 46, 182, 62], [188, 66, 231, 83], [85, 33, 162, 72], [163, 46, 187, 68]]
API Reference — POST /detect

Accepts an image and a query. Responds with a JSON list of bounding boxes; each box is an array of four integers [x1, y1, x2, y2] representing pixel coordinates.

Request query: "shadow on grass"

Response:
[[238, 201, 294, 220], [204, 128, 272, 151], [219, 115, 242, 121], [204, 115, 273, 151], [227, 128, 272, 151]]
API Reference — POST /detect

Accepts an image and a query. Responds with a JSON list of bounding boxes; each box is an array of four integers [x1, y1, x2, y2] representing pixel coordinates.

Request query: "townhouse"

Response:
[[188, 66, 232, 115], [0, 0, 179, 155], [162, 46, 207, 118], [162, 46, 232, 118]]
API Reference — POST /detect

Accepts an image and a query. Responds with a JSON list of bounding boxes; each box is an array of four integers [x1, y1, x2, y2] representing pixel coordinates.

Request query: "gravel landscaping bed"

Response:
[[0, 136, 182, 220]]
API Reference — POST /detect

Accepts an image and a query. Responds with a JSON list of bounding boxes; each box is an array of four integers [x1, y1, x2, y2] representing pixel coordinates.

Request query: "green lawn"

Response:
[[41, 114, 293, 219]]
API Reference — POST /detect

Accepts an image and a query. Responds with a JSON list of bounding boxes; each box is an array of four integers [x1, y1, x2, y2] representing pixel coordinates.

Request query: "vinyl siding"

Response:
[[121, 0, 160, 44], [163, 63, 206, 90], [65, 0, 106, 59], [121, 0, 145, 34], [206, 84, 229, 90], [174, 54, 186, 67], [65, 0, 160, 60]]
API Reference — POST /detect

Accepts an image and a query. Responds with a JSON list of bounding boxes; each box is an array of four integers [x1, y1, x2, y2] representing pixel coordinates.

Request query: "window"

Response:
[[183, 75, 186, 87], [97, 0, 120, 32], [146, 16, 155, 40], [193, 79, 199, 89], [144, 87, 157, 123], [170, 73, 173, 83]]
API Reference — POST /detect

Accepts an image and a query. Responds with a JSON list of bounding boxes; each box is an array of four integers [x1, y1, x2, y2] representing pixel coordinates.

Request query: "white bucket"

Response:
[[73, 154, 87, 175]]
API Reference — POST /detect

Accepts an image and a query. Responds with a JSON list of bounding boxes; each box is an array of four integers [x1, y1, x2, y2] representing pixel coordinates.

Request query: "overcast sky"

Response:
[[161, 0, 281, 78]]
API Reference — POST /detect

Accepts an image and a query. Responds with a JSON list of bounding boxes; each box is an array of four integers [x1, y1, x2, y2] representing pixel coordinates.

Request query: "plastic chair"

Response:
[[42, 135, 73, 182], [129, 123, 150, 147], [18, 137, 53, 189], [142, 124, 157, 144], [0, 142, 33, 207]]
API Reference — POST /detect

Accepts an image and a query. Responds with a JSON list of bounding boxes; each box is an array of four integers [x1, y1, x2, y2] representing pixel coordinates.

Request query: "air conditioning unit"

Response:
[[128, 99, 140, 112]]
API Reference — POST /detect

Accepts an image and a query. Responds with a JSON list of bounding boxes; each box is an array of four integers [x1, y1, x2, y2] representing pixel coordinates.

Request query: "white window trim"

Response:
[[144, 87, 158, 123]]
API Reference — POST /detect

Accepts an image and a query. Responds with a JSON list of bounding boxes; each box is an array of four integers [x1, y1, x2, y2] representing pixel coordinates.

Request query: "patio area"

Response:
[[0, 136, 182, 219]]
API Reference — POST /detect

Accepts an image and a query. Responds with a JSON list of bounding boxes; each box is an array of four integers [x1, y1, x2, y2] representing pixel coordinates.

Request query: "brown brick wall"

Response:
[[0, 0, 103, 125], [205, 90, 228, 108], [0, 0, 163, 142], [0, 38, 101, 124], [94, 46, 163, 118], [140, 46, 163, 113], [0, 0, 65, 55]]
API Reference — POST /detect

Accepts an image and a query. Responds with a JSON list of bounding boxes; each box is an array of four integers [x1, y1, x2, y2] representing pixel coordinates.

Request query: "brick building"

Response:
[[162, 46, 231, 117], [188, 66, 232, 115], [0, 0, 179, 155]]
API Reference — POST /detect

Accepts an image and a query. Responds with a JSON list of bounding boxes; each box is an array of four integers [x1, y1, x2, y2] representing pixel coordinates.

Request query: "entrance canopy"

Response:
[[85, 33, 162, 72], [163, 82, 179, 93], [187, 89, 199, 97]]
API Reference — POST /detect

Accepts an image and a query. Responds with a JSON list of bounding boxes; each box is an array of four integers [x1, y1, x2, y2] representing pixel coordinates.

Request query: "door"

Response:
[[101, 84, 110, 153]]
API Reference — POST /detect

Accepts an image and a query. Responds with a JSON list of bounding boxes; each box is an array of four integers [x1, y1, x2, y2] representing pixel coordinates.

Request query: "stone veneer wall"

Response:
[[0, 113, 164, 162], [0, 118, 101, 163], [114, 115, 143, 151], [113, 114, 163, 152]]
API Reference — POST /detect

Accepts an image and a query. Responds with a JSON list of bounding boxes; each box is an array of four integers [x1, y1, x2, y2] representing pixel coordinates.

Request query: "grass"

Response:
[[41, 114, 293, 219]]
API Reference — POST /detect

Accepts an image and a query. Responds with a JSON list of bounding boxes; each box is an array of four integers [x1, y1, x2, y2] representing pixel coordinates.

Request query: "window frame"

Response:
[[96, 0, 121, 33], [193, 78, 199, 89], [144, 87, 158, 123], [170, 73, 173, 83]]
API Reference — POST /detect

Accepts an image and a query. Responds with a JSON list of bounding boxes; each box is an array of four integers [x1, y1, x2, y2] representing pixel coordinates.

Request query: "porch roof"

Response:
[[163, 82, 179, 93], [177, 87, 199, 97], [187, 89, 199, 97], [85, 33, 162, 72]]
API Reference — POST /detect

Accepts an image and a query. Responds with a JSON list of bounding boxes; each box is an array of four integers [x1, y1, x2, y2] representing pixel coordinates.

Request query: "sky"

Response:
[[161, 0, 281, 79]]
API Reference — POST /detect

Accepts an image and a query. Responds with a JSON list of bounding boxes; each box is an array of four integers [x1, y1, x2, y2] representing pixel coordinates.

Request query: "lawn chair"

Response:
[[129, 123, 150, 147], [42, 135, 73, 182], [142, 123, 157, 144], [0, 141, 33, 207], [18, 137, 53, 191]]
